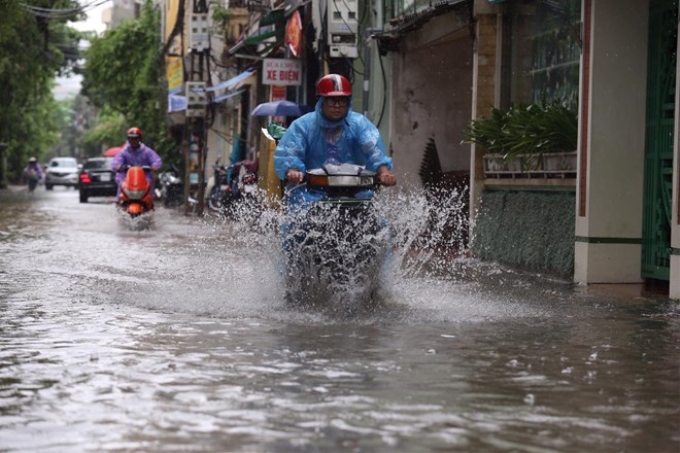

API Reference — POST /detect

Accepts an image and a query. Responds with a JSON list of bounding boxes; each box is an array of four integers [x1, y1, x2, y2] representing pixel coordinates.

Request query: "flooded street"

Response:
[[1, 187, 679, 453]]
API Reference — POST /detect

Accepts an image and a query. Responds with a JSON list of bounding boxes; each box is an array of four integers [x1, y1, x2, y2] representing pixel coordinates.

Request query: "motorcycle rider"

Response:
[[274, 73, 396, 202], [274, 74, 397, 298], [24, 157, 43, 180], [24, 157, 43, 191], [111, 127, 162, 203]]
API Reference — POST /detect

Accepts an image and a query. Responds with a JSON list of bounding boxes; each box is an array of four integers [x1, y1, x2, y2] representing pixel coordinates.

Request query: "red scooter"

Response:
[[118, 166, 154, 217]]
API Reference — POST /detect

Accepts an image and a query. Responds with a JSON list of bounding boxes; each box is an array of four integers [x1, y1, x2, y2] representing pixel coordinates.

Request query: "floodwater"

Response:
[[0, 186, 679, 453]]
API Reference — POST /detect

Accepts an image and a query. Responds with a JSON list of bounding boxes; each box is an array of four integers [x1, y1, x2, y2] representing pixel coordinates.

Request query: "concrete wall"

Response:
[[390, 10, 474, 182], [473, 190, 576, 279]]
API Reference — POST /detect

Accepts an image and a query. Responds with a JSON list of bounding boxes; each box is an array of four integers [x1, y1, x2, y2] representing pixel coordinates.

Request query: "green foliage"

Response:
[[80, 107, 127, 150], [211, 3, 234, 27], [82, 0, 172, 160], [0, 0, 85, 184], [462, 99, 578, 162]]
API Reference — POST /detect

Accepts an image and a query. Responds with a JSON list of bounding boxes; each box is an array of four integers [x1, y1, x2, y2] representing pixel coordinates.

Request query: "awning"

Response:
[[227, 8, 288, 59], [167, 88, 246, 112], [372, 0, 470, 43], [213, 88, 247, 103], [259, 9, 286, 26], [245, 28, 285, 45], [201, 68, 256, 93], [228, 27, 286, 59]]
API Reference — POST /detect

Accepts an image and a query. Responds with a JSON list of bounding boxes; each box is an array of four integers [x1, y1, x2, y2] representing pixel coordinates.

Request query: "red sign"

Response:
[[270, 85, 286, 123], [270, 85, 286, 101], [285, 10, 302, 57]]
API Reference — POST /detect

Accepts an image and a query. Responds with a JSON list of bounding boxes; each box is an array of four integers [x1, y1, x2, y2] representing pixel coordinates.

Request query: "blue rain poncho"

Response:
[[274, 97, 393, 207]]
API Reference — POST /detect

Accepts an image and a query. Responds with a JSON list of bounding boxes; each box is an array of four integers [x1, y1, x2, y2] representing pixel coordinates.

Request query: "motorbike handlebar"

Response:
[[288, 172, 387, 188], [116, 165, 155, 172]]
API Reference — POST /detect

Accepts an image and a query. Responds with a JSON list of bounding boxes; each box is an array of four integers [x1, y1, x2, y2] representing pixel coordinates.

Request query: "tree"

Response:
[[0, 0, 85, 185], [82, 0, 172, 161]]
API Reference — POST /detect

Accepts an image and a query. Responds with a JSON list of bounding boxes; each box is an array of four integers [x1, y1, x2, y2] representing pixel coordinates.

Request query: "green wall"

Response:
[[472, 190, 575, 278]]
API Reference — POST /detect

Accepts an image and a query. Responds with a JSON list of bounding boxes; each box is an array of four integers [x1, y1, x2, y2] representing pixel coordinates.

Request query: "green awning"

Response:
[[259, 9, 286, 26], [244, 28, 285, 45]]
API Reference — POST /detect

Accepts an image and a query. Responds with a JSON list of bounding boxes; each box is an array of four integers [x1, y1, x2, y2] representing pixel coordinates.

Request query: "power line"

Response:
[[19, 0, 110, 19]]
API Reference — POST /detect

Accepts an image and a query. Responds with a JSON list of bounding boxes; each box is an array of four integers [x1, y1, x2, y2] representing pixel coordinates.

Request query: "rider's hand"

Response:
[[286, 169, 304, 184], [377, 167, 396, 186]]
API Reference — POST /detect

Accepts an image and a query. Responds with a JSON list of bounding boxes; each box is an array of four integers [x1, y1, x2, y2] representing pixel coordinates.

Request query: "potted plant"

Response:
[[463, 99, 578, 177]]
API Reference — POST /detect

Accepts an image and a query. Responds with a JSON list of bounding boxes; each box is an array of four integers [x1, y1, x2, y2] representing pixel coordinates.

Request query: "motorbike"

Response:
[[155, 164, 183, 208], [207, 159, 260, 219], [118, 165, 154, 217], [24, 170, 41, 193], [282, 164, 390, 314]]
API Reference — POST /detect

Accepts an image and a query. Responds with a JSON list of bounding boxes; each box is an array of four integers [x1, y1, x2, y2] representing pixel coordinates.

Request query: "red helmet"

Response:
[[316, 74, 352, 97], [127, 127, 142, 139]]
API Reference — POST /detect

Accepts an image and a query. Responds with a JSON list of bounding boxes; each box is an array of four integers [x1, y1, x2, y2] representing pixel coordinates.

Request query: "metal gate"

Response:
[[642, 0, 678, 280]]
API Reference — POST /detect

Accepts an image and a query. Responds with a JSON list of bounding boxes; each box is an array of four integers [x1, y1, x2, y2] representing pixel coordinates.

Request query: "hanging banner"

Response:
[[262, 58, 302, 86], [166, 57, 183, 95], [285, 10, 302, 57], [164, 0, 183, 94]]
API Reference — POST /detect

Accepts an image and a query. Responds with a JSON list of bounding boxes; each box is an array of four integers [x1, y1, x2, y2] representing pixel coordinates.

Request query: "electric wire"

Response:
[[19, 0, 110, 19]]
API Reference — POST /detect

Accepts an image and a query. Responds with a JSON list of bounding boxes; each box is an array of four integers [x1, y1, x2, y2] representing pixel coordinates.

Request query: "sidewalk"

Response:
[[0, 185, 25, 202]]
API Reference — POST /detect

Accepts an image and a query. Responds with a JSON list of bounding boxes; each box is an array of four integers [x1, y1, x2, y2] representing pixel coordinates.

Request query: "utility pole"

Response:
[[184, 0, 210, 216]]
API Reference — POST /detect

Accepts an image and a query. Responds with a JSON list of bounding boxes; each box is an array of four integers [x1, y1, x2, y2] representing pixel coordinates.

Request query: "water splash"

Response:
[[208, 180, 472, 314], [116, 208, 155, 231]]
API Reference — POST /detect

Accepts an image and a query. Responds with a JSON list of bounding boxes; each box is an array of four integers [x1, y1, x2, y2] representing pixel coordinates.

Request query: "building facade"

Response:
[[163, 0, 680, 298]]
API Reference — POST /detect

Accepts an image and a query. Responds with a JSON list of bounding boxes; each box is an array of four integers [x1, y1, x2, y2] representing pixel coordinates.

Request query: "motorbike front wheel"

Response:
[[207, 191, 231, 214]]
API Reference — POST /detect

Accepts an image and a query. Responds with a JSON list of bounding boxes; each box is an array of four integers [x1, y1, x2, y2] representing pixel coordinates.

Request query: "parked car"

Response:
[[78, 157, 117, 203], [45, 157, 79, 190]]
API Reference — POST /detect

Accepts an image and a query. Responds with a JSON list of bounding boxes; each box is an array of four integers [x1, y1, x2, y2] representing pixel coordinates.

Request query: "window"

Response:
[[507, 0, 581, 106]]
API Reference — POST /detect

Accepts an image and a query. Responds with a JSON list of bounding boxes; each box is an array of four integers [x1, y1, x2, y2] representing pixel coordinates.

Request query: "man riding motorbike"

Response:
[[273, 74, 397, 304], [111, 127, 162, 205], [24, 157, 44, 191]]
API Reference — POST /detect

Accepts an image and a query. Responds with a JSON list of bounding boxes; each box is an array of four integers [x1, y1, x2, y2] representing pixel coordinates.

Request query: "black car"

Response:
[[78, 157, 118, 203]]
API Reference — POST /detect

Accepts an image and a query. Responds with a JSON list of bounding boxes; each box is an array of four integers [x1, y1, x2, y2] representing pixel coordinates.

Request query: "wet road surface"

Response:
[[0, 186, 679, 452]]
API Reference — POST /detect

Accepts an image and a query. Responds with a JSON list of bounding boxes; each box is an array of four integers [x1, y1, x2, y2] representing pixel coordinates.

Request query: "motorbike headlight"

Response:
[[329, 175, 360, 186], [123, 188, 146, 199], [307, 171, 375, 188]]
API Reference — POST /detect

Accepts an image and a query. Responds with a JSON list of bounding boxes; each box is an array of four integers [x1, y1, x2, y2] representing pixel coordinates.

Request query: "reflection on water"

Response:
[[0, 187, 678, 453]]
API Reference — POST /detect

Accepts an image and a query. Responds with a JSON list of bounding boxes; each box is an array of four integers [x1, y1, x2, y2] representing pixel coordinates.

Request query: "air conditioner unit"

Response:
[[327, 0, 358, 58]]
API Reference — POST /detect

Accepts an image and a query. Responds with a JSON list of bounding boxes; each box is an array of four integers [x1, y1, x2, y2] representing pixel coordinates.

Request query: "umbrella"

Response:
[[102, 145, 124, 157], [251, 100, 312, 117]]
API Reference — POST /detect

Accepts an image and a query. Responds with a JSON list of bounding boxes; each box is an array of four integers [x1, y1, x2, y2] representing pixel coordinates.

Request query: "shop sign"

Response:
[[262, 58, 302, 86]]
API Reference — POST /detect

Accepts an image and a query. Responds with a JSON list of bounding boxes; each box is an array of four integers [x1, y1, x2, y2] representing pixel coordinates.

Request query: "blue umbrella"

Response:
[[251, 100, 312, 117]]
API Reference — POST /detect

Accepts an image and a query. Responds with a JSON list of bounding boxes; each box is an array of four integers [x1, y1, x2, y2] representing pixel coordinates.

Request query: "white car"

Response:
[[45, 157, 79, 190]]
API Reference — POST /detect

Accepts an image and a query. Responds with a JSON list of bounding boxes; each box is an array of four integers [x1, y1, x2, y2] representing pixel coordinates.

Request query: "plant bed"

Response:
[[483, 151, 577, 179], [464, 99, 578, 180]]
